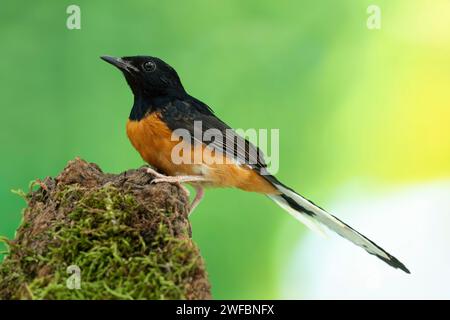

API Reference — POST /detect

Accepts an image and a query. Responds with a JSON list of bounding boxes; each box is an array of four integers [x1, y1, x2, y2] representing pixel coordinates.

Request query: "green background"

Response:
[[1, 0, 449, 299]]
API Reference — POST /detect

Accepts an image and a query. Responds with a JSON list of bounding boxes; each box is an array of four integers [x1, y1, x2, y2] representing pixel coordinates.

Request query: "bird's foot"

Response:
[[151, 175, 208, 201], [145, 167, 191, 197], [145, 167, 167, 179], [151, 175, 207, 184], [145, 168, 207, 216]]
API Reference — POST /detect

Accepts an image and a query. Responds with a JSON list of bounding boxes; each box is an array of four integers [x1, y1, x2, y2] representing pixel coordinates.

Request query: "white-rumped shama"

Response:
[[101, 55, 409, 273]]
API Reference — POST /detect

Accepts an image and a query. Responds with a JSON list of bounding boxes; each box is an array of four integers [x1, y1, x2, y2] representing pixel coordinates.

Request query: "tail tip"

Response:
[[384, 255, 410, 274]]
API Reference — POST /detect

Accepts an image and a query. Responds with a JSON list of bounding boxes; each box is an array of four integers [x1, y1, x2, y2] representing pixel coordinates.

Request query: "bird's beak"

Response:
[[100, 56, 138, 73]]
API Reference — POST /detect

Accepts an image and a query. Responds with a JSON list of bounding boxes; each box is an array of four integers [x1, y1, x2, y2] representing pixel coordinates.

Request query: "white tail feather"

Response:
[[268, 182, 410, 273], [268, 195, 327, 237]]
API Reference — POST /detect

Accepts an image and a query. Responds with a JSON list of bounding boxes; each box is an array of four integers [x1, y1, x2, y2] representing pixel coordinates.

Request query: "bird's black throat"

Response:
[[129, 93, 153, 121], [129, 91, 186, 121]]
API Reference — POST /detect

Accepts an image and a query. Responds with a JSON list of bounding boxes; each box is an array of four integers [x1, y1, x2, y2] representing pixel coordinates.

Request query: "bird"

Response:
[[101, 55, 410, 274]]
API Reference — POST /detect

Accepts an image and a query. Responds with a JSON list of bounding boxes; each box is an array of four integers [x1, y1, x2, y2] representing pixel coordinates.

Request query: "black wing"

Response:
[[160, 97, 268, 171]]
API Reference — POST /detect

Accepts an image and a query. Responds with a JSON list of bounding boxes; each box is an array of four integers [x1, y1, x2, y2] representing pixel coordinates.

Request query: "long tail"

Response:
[[265, 175, 410, 273]]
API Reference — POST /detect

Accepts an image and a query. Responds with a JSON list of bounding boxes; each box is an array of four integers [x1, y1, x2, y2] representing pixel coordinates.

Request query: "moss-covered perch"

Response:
[[0, 158, 211, 299]]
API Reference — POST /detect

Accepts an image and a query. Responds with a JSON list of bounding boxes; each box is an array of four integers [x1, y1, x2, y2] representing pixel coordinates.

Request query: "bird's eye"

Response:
[[142, 61, 156, 72]]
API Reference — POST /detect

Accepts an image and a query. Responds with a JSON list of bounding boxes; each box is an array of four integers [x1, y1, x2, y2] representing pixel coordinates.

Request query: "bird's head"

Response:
[[101, 55, 185, 98]]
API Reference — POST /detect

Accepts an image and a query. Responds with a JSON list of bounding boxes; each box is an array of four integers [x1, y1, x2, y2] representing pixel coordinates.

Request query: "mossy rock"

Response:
[[0, 158, 211, 300]]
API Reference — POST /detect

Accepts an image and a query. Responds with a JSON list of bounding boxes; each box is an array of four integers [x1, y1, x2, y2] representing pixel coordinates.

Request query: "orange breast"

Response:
[[126, 112, 183, 176], [126, 112, 278, 194]]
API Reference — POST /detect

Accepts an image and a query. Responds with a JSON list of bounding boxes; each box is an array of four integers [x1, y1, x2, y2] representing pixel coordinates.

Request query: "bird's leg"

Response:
[[188, 186, 205, 216], [145, 167, 168, 179], [145, 167, 190, 197], [152, 175, 209, 200], [152, 175, 208, 184], [145, 168, 208, 214]]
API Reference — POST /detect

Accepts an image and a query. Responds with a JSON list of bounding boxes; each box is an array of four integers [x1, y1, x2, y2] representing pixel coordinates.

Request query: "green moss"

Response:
[[0, 184, 207, 300]]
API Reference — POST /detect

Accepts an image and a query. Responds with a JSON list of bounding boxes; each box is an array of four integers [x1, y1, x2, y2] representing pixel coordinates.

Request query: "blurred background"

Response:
[[1, 0, 449, 299]]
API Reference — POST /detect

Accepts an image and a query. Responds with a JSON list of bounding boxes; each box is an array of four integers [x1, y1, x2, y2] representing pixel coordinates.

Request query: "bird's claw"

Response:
[[147, 172, 190, 197]]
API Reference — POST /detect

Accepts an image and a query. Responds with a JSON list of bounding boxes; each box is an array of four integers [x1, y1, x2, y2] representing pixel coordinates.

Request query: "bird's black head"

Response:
[[101, 55, 186, 119], [101, 55, 185, 97]]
